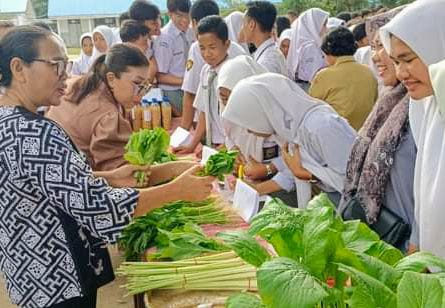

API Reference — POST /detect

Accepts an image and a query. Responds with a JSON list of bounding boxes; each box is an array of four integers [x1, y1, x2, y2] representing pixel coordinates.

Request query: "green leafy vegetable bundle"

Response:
[[148, 222, 230, 261], [223, 194, 445, 308], [119, 198, 227, 260], [199, 149, 238, 181], [124, 128, 176, 184]]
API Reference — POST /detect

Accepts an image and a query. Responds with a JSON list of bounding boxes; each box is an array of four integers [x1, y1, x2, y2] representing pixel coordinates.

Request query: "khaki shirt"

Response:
[[309, 56, 378, 130], [47, 82, 131, 171]]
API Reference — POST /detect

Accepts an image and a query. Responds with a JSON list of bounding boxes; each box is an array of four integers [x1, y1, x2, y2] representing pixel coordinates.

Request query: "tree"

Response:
[[31, 0, 48, 19]]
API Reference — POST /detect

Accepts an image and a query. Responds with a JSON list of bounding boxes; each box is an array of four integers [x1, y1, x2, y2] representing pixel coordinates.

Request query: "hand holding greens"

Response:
[[199, 149, 238, 181], [124, 128, 176, 184]]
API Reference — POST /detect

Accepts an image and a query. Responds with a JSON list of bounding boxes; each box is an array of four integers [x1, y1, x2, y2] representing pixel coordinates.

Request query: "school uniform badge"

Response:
[[186, 59, 194, 71]]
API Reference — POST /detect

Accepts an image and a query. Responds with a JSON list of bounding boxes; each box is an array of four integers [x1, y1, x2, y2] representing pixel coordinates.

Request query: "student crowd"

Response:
[[0, 0, 445, 307]]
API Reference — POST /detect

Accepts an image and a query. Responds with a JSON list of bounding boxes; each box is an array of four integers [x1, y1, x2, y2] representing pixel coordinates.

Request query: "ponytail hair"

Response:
[[67, 43, 149, 104]]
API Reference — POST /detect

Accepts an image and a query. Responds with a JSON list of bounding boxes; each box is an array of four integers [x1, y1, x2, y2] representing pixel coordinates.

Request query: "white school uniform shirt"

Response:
[[182, 41, 246, 95], [193, 52, 247, 145], [153, 21, 195, 91], [253, 38, 287, 75]]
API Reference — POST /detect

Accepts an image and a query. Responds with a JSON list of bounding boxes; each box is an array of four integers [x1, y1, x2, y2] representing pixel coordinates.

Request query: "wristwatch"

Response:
[[265, 164, 274, 177]]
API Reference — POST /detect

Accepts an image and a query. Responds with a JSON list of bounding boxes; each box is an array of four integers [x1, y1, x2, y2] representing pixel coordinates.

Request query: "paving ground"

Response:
[[0, 246, 133, 308]]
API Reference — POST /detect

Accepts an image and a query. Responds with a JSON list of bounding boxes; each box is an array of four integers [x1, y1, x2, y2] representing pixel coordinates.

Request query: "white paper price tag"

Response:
[[233, 179, 260, 222], [170, 127, 192, 148], [200, 146, 219, 166]]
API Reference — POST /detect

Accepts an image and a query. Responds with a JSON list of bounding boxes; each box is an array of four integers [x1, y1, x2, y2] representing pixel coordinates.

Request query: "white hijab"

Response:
[[72, 33, 92, 75], [223, 73, 322, 142], [222, 73, 350, 203], [287, 8, 329, 79], [380, 0, 445, 257], [327, 17, 345, 30], [224, 11, 249, 52], [217, 55, 268, 162], [89, 25, 116, 67], [278, 28, 292, 48]]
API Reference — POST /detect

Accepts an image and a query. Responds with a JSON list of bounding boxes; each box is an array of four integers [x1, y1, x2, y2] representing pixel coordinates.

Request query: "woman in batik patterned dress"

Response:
[[0, 26, 213, 308]]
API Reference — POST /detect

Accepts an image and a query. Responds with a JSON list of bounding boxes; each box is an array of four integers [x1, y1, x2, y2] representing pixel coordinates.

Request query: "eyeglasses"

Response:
[[133, 80, 153, 98], [30, 59, 68, 78]]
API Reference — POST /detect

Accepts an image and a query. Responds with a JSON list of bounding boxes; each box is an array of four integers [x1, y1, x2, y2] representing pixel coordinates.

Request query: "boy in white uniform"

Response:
[[129, 0, 162, 83], [174, 16, 242, 154], [240, 1, 287, 75], [153, 0, 195, 115], [180, 0, 246, 129]]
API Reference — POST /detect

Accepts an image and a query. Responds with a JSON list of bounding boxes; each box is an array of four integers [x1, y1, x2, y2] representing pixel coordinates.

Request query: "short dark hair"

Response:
[[321, 26, 357, 57], [120, 20, 149, 42], [336, 12, 351, 22], [167, 0, 191, 13], [245, 1, 277, 33], [32, 21, 52, 32], [119, 12, 130, 26], [276, 16, 290, 37], [129, 0, 160, 21], [197, 15, 228, 42], [190, 0, 219, 22], [352, 22, 366, 42], [68, 44, 149, 104], [0, 26, 52, 87]]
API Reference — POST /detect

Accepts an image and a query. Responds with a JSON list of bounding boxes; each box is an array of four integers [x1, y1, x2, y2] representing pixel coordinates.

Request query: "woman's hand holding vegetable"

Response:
[[281, 143, 312, 181], [148, 161, 197, 186], [170, 165, 215, 202], [94, 165, 151, 188]]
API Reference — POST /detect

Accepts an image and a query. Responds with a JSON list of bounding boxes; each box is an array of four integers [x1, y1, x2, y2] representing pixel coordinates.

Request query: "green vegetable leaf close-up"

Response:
[[217, 230, 271, 268], [339, 264, 397, 308], [257, 257, 328, 308], [199, 149, 238, 180], [397, 272, 444, 308], [124, 128, 175, 184]]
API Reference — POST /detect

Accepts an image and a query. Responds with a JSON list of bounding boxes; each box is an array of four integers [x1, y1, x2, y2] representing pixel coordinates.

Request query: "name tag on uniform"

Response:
[[263, 145, 279, 161]]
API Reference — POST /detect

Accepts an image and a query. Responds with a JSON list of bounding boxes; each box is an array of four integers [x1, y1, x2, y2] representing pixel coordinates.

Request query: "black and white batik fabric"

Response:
[[0, 106, 139, 308]]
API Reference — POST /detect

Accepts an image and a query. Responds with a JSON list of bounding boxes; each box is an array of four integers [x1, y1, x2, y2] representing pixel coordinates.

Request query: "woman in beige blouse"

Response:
[[49, 43, 150, 171], [48, 44, 205, 189]]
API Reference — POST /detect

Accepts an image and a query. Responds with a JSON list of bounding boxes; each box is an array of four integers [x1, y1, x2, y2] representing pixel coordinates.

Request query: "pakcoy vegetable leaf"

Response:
[[124, 128, 175, 184], [338, 264, 397, 308], [199, 149, 238, 180], [248, 198, 305, 260], [225, 292, 265, 308], [257, 257, 328, 308], [397, 272, 444, 308], [217, 231, 271, 267], [118, 198, 227, 260], [148, 223, 229, 261], [394, 251, 445, 273]]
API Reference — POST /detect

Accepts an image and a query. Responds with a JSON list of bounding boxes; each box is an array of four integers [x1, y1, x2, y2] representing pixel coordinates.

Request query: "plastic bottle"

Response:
[[132, 103, 143, 132], [141, 99, 152, 130], [150, 98, 162, 128], [161, 96, 172, 131]]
